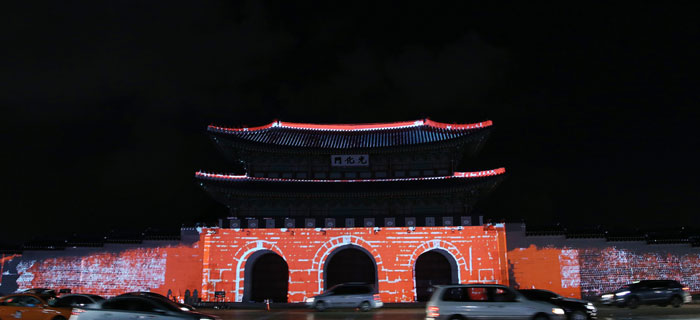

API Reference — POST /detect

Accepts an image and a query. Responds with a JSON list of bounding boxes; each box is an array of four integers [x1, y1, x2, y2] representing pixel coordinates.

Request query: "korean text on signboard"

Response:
[[331, 155, 369, 167]]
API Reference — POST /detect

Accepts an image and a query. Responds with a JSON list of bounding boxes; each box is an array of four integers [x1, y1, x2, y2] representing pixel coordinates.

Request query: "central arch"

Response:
[[243, 250, 289, 302], [414, 249, 458, 301], [323, 245, 378, 290]]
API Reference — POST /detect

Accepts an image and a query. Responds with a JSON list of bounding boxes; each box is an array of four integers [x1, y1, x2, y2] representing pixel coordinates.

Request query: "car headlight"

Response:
[[601, 294, 613, 299], [305, 297, 315, 303], [552, 308, 565, 315], [586, 302, 596, 310], [616, 290, 630, 296]]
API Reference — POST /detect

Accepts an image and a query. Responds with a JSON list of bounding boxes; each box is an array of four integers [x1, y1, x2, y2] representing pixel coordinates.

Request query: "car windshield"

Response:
[[89, 295, 105, 301], [518, 290, 559, 301], [325, 284, 343, 293], [103, 297, 183, 313], [151, 297, 186, 312]]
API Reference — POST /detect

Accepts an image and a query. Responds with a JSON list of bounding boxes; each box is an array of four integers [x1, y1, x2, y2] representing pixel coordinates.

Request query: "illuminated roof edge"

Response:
[[208, 119, 493, 133], [195, 168, 505, 183]]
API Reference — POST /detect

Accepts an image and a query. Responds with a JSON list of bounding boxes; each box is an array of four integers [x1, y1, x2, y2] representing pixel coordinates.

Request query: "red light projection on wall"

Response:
[[200, 226, 509, 303], [507, 245, 582, 298], [9, 245, 201, 299], [508, 245, 700, 298], [577, 247, 700, 297], [2, 227, 508, 302], [0, 254, 20, 285], [4, 231, 700, 301]]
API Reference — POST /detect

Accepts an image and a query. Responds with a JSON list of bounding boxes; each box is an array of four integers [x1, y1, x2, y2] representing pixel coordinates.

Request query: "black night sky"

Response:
[[3, 2, 699, 248]]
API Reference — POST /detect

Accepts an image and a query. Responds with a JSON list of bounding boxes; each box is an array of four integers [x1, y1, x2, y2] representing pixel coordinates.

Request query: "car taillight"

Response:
[[373, 294, 381, 301], [683, 287, 690, 292], [71, 308, 86, 316], [428, 306, 440, 317]]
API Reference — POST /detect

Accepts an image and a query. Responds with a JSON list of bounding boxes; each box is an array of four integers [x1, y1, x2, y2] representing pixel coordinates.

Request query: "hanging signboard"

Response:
[[331, 154, 369, 167]]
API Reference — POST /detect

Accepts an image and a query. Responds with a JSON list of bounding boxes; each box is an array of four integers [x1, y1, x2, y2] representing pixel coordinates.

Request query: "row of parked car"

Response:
[[308, 280, 692, 319], [305, 283, 593, 319], [1, 280, 692, 319], [0, 289, 218, 320]]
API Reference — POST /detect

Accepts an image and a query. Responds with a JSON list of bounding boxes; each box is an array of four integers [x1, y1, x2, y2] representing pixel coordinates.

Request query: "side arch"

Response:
[[408, 240, 468, 301], [242, 250, 289, 302], [414, 249, 459, 301]]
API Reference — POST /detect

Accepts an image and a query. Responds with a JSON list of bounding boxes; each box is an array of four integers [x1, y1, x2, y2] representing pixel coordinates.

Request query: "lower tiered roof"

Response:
[[196, 168, 505, 201]]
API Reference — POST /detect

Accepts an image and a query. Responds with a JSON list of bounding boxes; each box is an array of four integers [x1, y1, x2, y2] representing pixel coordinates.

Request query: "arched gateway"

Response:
[[324, 245, 378, 290], [414, 249, 458, 301]]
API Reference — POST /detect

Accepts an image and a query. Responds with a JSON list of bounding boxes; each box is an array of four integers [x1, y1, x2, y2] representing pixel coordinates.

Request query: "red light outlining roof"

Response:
[[195, 168, 505, 183], [208, 119, 492, 132]]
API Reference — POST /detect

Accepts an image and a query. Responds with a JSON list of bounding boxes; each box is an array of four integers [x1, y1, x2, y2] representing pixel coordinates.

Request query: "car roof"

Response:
[[2, 293, 48, 302], [434, 284, 510, 288], [57, 294, 99, 298]]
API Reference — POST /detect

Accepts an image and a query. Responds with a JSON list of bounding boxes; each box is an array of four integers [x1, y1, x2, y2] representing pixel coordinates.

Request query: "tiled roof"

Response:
[[195, 168, 505, 183], [208, 119, 491, 149]]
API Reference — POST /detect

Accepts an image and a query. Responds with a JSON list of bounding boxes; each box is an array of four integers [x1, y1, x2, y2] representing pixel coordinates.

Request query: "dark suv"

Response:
[[519, 289, 597, 320], [599, 280, 692, 308]]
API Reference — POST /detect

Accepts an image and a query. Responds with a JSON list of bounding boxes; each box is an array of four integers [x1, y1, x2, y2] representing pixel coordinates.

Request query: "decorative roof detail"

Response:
[[207, 119, 492, 149], [195, 168, 505, 183]]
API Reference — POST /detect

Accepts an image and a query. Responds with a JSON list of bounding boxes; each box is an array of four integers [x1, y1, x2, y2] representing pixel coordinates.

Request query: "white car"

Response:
[[306, 283, 383, 311], [69, 295, 217, 320], [426, 284, 566, 320]]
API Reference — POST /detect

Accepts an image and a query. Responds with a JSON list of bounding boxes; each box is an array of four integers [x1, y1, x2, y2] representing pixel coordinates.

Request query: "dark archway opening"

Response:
[[415, 250, 457, 301], [246, 252, 289, 302], [324, 246, 377, 290]]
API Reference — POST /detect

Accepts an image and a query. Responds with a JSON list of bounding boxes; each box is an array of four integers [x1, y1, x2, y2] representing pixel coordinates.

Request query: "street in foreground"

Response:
[[204, 304, 700, 320]]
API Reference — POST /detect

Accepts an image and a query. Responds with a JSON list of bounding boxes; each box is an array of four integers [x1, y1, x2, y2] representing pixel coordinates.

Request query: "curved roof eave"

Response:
[[195, 168, 505, 183], [208, 119, 493, 133]]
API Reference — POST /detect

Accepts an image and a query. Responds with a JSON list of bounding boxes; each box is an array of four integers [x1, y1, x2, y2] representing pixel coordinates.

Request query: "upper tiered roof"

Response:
[[208, 119, 491, 149]]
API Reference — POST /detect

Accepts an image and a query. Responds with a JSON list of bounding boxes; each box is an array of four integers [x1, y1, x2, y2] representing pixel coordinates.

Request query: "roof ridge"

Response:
[[208, 119, 492, 133]]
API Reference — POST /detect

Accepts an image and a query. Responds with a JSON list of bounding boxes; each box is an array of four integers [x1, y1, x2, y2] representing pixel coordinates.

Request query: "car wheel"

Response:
[[53, 317, 67, 320], [533, 314, 550, 320], [315, 301, 327, 311], [448, 315, 463, 320], [359, 301, 371, 312], [627, 297, 639, 309], [671, 296, 682, 308], [569, 310, 587, 320]]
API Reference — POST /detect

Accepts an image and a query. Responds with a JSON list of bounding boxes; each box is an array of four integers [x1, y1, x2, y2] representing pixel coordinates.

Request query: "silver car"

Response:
[[426, 284, 566, 320], [306, 283, 383, 311], [68, 295, 217, 320]]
